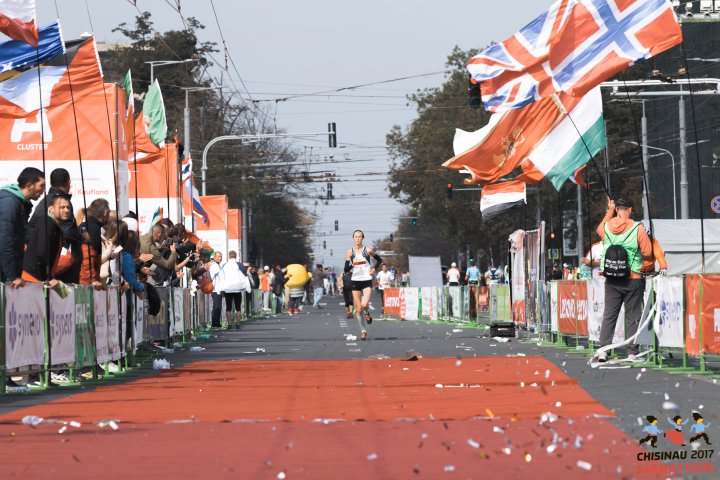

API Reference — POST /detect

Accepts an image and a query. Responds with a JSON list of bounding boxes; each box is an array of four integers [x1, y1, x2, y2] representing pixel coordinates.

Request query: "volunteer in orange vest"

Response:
[[594, 197, 652, 363]]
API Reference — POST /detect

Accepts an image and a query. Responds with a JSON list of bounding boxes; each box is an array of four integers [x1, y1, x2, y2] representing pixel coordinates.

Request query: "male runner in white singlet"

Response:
[[344, 230, 382, 341]]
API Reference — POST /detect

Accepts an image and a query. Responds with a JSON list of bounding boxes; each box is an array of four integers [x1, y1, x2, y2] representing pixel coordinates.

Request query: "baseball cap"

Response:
[[615, 197, 633, 208], [451, 262, 457, 267], [264, 265, 269, 271]]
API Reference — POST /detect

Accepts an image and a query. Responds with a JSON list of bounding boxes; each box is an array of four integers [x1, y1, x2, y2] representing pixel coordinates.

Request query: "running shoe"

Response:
[[595, 351, 608, 363], [365, 310, 372, 324], [346, 312, 353, 319], [361, 331, 367, 341]]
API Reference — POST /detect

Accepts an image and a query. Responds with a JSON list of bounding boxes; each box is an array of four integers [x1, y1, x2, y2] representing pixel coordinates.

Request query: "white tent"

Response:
[[650, 219, 720, 274]]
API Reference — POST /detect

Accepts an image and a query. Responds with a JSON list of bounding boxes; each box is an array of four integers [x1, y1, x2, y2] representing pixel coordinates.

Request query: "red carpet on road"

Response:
[[0, 357, 650, 478]]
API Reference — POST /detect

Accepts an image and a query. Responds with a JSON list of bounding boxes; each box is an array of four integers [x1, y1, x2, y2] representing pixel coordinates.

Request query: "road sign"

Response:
[[548, 248, 560, 260], [712, 195, 720, 214]]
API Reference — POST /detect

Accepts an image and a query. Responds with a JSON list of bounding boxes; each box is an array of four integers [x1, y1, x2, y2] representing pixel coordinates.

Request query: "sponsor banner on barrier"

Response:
[[511, 230, 526, 325], [653, 277, 685, 349], [93, 290, 110, 364], [586, 278, 625, 344], [420, 287, 431, 318], [636, 279, 654, 346], [685, 275, 701, 356], [184, 289, 192, 332], [5, 283, 45, 369], [401, 288, 419, 321], [557, 281, 588, 336], [135, 297, 145, 349], [449, 286, 462, 318], [549, 282, 559, 333], [169, 288, 184, 336], [120, 292, 128, 355], [49, 288, 75, 365], [383, 288, 401, 316], [107, 287, 121, 361], [700, 275, 720, 355], [74, 285, 95, 368]]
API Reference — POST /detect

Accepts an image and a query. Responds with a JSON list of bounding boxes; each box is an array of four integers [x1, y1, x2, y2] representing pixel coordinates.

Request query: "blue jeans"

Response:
[[313, 287, 324, 307]]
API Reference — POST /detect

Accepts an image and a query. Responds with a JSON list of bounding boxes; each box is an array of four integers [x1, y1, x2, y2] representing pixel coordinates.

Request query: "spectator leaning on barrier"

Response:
[[22, 195, 71, 284], [594, 197, 653, 363], [375, 264, 394, 314], [0, 167, 45, 287], [581, 238, 603, 279], [140, 223, 178, 285]]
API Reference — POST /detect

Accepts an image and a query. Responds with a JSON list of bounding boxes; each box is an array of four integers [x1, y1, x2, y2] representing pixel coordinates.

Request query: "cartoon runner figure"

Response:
[[689, 412, 712, 445], [665, 415, 689, 446], [639, 416, 662, 448]]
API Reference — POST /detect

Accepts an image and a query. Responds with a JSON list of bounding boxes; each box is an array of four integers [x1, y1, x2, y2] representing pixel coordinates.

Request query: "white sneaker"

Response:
[[595, 351, 608, 363], [51, 372, 70, 383]]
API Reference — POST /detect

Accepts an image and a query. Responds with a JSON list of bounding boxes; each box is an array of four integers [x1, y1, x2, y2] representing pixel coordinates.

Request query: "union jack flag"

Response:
[[468, 0, 681, 112]]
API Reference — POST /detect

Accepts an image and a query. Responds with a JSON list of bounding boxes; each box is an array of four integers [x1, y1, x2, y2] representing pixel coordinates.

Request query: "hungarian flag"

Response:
[[480, 180, 526, 221], [0, 0, 38, 46], [444, 87, 604, 189], [0, 20, 63, 74], [468, 0, 681, 112], [517, 88, 605, 190]]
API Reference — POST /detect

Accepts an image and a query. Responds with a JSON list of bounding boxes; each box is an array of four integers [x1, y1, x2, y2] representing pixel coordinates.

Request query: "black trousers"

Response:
[[600, 278, 645, 354], [211, 292, 222, 326]]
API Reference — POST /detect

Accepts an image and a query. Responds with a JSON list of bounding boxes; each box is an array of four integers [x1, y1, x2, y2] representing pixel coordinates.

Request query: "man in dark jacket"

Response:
[[79, 198, 110, 286], [27, 168, 84, 284], [22, 195, 71, 283], [0, 167, 45, 287], [272, 265, 289, 313]]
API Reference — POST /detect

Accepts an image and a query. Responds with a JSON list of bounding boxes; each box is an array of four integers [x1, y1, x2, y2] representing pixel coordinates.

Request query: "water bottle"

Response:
[[21, 415, 44, 426]]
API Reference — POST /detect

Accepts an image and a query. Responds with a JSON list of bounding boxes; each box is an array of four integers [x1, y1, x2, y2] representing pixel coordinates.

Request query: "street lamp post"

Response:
[[145, 58, 196, 84], [624, 141, 677, 219]]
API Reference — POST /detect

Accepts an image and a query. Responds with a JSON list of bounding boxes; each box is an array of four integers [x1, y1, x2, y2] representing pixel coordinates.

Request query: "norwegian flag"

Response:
[[468, 0, 681, 112], [467, 0, 572, 112], [549, 0, 682, 97]]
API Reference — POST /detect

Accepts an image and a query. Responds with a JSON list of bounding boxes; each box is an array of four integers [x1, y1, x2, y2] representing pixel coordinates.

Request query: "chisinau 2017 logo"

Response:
[[636, 412, 714, 476]]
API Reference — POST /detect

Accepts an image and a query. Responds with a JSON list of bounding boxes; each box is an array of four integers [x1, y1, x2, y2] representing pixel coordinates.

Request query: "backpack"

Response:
[[603, 224, 638, 280]]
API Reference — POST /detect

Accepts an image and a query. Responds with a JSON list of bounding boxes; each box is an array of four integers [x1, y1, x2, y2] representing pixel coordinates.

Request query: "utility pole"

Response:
[[679, 94, 689, 219]]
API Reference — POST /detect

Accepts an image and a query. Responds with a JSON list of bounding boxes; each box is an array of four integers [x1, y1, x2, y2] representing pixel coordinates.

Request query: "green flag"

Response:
[[142, 79, 167, 147], [122, 70, 135, 139]]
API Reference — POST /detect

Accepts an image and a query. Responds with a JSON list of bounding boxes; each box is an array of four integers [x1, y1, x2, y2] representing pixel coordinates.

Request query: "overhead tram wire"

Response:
[[156, 0, 277, 131]]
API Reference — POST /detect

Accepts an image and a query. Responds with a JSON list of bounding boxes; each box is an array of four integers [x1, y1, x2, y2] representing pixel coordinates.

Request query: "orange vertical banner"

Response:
[[685, 274, 701, 356], [700, 275, 720, 355]]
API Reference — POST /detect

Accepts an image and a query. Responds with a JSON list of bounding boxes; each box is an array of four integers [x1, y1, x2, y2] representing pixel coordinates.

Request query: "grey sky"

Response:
[[38, 0, 542, 269]]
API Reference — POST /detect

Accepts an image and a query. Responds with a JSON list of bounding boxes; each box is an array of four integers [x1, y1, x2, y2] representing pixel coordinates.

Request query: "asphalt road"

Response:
[[1, 290, 719, 477]]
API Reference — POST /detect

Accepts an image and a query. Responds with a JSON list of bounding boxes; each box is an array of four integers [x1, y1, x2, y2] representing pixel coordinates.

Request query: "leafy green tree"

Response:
[[103, 12, 313, 264]]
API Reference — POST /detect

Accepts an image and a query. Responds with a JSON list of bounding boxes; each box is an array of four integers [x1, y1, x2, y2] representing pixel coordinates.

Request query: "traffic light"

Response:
[[389, 233, 394, 242], [446, 183, 453, 199], [549, 231, 556, 239], [328, 122, 337, 148], [468, 75, 481, 109], [411, 218, 417, 225], [334, 220, 339, 231]]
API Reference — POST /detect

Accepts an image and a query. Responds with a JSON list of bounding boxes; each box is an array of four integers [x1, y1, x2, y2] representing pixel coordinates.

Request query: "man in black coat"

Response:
[[22, 195, 71, 283], [0, 167, 45, 287], [27, 168, 84, 284]]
